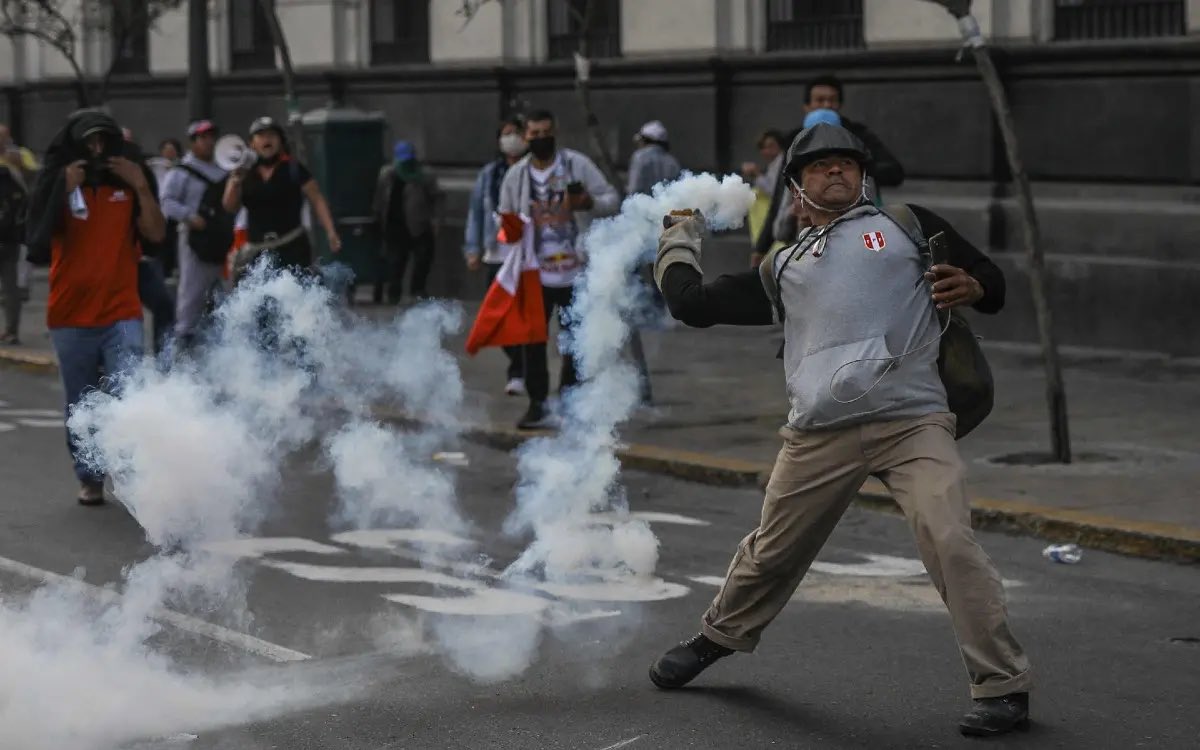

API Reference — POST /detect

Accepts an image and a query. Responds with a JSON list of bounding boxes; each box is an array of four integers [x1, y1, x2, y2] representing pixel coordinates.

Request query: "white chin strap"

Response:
[[792, 172, 871, 214]]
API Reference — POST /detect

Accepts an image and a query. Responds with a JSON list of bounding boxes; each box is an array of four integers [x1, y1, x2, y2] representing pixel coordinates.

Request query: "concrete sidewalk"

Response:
[[5, 270, 1199, 561]]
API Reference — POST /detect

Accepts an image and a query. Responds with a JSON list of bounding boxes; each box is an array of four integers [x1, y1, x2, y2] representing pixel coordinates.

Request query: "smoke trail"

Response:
[[430, 174, 754, 682], [505, 173, 755, 581]]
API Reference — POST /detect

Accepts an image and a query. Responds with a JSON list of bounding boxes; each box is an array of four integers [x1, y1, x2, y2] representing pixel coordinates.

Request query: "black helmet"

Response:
[[248, 116, 285, 138], [783, 123, 871, 177]]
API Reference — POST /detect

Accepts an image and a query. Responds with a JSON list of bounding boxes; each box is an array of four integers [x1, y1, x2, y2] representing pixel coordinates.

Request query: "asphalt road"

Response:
[[2, 367, 1198, 750]]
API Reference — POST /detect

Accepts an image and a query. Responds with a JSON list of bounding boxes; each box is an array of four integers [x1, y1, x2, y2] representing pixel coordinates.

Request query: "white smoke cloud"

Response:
[[2, 172, 755, 737], [433, 174, 754, 682], [1, 262, 468, 746], [504, 173, 755, 582]]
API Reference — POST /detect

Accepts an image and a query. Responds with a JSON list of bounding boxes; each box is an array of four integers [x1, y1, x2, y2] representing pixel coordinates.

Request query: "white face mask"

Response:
[[499, 133, 526, 157]]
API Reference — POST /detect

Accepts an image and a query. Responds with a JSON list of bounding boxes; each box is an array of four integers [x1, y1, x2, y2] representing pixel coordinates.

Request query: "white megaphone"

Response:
[[214, 134, 257, 172]]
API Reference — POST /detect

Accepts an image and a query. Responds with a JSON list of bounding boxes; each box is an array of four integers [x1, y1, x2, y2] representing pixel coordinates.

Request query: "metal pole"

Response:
[[186, 0, 210, 121]]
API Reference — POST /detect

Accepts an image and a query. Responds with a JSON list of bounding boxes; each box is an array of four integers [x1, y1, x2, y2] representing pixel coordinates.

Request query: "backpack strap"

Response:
[[176, 163, 216, 187], [879, 203, 928, 259], [758, 225, 817, 325]]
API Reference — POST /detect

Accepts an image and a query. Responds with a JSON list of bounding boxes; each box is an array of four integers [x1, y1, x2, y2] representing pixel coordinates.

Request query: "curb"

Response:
[[0, 348, 57, 375], [381, 413, 1200, 565]]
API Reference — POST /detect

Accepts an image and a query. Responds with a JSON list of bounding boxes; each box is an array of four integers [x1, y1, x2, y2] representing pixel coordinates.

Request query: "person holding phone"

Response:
[[495, 109, 620, 429], [648, 123, 1029, 738]]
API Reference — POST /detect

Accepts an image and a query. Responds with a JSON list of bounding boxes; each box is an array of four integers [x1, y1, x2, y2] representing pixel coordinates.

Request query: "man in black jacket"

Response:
[[751, 74, 905, 266], [649, 124, 1031, 738]]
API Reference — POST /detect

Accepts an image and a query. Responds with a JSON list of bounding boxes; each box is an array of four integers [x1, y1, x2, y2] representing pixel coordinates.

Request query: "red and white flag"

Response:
[[465, 213, 547, 355]]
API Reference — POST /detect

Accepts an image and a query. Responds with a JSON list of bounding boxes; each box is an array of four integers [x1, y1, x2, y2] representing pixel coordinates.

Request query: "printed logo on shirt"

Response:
[[109, 190, 130, 202], [862, 231, 886, 252]]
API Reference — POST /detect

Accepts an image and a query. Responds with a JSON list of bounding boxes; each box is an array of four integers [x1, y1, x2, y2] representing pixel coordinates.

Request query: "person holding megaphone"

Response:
[[221, 116, 340, 282]]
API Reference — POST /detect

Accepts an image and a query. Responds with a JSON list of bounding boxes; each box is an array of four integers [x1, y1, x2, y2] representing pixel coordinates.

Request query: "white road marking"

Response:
[[262, 560, 471, 589], [0, 421, 14, 432], [201, 537, 346, 559], [331, 528, 476, 551], [0, 408, 62, 418], [592, 511, 710, 527], [16, 418, 63, 428], [535, 577, 691, 603], [810, 553, 928, 578], [0, 553, 311, 663], [597, 736, 646, 750], [384, 587, 551, 616]]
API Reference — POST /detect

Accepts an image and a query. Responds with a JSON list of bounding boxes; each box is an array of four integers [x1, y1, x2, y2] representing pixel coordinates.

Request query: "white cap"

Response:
[[638, 120, 668, 143]]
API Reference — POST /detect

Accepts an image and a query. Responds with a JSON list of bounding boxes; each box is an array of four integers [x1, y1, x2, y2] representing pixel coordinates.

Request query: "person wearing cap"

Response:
[[372, 139, 443, 303], [647, 123, 1031, 737], [626, 120, 681, 197], [222, 116, 341, 280], [23, 109, 165, 505], [160, 119, 227, 348]]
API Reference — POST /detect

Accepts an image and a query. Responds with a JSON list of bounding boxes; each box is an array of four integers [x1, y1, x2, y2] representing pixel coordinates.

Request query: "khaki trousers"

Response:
[[702, 412, 1032, 699]]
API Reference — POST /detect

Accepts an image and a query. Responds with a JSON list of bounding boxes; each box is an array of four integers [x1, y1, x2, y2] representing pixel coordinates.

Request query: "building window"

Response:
[[230, 0, 276, 71], [547, 0, 620, 60], [765, 0, 864, 51], [370, 0, 431, 64], [111, 0, 149, 75], [1053, 0, 1184, 40]]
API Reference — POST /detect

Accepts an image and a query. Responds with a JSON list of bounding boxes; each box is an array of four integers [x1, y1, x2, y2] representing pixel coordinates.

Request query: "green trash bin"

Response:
[[300, 106, 386, 287]]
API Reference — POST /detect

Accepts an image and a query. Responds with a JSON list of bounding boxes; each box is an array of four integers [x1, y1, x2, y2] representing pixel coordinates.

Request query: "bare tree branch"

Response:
[[2, 0, 182, 106]]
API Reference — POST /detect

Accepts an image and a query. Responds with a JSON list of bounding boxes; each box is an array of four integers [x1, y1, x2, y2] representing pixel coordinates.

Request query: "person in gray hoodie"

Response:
[[647, 124, 1031, 738], [159, 120, 226, 348], [497, 109, 619, 429]]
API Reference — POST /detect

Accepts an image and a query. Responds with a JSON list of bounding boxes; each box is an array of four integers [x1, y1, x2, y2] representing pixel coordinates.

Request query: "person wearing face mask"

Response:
[[371, 139, 443, 304], [648, 123, 1031, 738], [222, 116, 341, 282], [496, 108, 620, 430], [464, 116, 527, 395]]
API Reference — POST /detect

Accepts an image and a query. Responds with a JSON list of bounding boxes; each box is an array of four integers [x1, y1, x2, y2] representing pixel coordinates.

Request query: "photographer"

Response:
[[24, 109, 165, 506]]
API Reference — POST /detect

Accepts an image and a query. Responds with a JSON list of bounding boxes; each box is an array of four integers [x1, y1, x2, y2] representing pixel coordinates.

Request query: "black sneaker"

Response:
[[959, 692, 1030, 737], [516, 402, 555, 430], [648, 632, 734, 689], [77, 479, 105, 506]]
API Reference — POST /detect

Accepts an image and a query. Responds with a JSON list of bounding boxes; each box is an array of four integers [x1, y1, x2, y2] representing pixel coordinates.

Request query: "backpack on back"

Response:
[[178, 165, 235, 265]]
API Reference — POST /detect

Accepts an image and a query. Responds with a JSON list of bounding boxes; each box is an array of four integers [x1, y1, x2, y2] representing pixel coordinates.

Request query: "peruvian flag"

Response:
[[465, 213, 547, 355]]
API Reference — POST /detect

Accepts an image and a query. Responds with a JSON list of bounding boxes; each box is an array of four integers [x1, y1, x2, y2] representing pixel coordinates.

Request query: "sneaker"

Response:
[[0, 333, 19, 346], [504, 378, 527, 397], [959, 692, 1030, 737], [516, 402, 556, 431], [648, 632, 734, 689], [77, 480, 105, 506]]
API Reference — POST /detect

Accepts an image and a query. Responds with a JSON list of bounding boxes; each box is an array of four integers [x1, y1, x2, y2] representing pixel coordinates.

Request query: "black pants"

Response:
[[524, 285, 578, 405], [0, 243, 21, 338], [385, 233, 434, 302], [137, 258, 175, 355], [486, 261, 523, 381]]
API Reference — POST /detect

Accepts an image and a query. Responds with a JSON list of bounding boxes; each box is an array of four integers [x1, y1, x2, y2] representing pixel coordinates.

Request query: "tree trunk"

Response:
[[257, 0, 307, 161], [930, 2, 1071, 462], [972, 47, 1071, 462]]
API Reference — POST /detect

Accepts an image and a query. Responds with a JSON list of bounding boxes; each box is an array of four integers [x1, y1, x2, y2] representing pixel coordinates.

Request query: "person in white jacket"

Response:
[[497, 109, 619, 429]]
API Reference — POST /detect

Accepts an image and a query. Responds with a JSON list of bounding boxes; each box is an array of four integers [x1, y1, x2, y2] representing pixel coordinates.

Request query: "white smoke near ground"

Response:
[[505, 173, 755, 581], [428, 174, 755, 682], [0, 261, 467, 748], [1, 172, 755, 741]]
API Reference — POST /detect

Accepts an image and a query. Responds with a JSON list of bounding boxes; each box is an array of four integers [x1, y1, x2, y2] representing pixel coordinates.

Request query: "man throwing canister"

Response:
[[647, 123, 1032, 738]]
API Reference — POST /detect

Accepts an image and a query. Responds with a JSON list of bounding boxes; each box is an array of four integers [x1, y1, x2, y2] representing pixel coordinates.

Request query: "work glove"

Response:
[[654, 209, 705, 291]]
